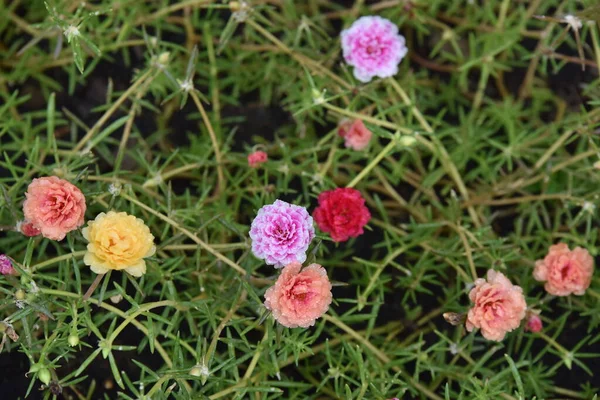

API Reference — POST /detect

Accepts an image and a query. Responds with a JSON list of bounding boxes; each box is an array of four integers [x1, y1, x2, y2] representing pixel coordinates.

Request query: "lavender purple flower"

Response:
[[341, 16, 408, 83], [249, 200, 315, 268]]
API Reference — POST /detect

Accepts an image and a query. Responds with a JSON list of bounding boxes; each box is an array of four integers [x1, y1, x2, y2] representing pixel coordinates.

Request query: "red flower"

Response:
[[248, 151, 268, 168], [313, 188, 370, 242]]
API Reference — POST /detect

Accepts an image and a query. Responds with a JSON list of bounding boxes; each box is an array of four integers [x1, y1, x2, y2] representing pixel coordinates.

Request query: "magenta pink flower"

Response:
[[0, 255, 15, 275], [264, 262, 332, 328], [466, 270, 527, 341], [248, 151, 268, 168], [341, 16, 408, 83], [533, 243, 594, 296], [338, 119, 373, 151], [22, 176, 86, 241], [250, 200, 315, 268]]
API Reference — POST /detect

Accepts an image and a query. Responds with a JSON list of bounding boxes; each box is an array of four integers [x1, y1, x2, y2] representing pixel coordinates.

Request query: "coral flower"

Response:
[[264, 262, 332, 328], [22, 176, 86, 241], [248, 151, 268, 168], [533, 243, 594, 296], [313, 188, 371, 242], [0, 255, 15, 275], [466, 270, 527, 342], [338, 119, 373, 151], [82, 211, 155, 277], [249, 200, 315, 268], [341, 16, 408, 83]]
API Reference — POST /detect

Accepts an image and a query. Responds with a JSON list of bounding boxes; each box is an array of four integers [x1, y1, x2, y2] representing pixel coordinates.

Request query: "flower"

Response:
[[82, 211, 156, 277], [264, 262, 332, 328], [249, 200, 315, 268], [22, 176, 86, 241], [313, 188, 371, 242], [525, 313, 542, 333], [0, 255, 15, 275], [338, 119, 373, 151], [248, 150, 268, 168], [466, 270, 527, 341], [340, 16, 408, 83], [533, 243, 594, 296]]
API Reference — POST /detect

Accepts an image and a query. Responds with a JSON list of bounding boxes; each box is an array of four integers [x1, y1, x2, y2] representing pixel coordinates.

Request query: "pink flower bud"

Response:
[[248, 151, 268, 168], [525, 314, 542, 333]]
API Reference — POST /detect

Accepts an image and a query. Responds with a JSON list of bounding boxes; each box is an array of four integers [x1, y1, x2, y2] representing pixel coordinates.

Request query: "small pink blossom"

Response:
[[250, 200, 315, 268], [466, 270, 527, 342], [525, 313, 542, 333], [0, 255, 15, 275], [264, 262, 332, 328], [248, 151, 268, 168], [533, 243, 594, 296], [341, 16, 408, 83], [22, 176, 86, 241], [338, 119, 373, 151]]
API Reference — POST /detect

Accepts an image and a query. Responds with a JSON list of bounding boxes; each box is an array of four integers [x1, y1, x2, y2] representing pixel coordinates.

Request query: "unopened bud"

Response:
[[38, 368, 51, 385], [443, 312, 466, 326], [68, 334, 79, 347], [525, 314, 542, 333]]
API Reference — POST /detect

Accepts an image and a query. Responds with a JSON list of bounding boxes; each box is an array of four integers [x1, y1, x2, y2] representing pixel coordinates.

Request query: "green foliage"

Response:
[[1, 0, 600, 399]]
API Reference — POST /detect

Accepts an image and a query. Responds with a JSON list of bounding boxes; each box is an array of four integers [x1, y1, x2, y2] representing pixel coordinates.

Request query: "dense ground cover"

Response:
[[1, 0, 600, 399]]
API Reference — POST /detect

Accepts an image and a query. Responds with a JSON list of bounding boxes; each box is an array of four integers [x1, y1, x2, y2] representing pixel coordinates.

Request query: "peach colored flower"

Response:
[[82, 211, 155, 277], [264, 262, 332, 328], [22, 176, 86, 241], [533, 243, 594, 296], [338, 119, 372, 151], [466, 270, 527, 341]]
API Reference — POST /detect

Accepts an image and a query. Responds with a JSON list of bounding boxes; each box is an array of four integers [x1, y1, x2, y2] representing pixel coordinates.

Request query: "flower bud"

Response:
[[15, 289, 26, 300], [38, 368, 51, 385], [68, 334, 79, 347], [525, 314, 542, 333]]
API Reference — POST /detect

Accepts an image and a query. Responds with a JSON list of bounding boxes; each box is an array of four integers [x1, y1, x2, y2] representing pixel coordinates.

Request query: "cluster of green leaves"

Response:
[[1, 0, 600, 399]]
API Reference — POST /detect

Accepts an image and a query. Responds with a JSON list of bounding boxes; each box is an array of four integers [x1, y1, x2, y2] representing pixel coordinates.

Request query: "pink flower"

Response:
[[22, 176, 86, 241], [341, 16, 408, 83], [525, 313, 542, 333], [466, 270, 527, 341], [248, 151, 268, 168], [338, 119, 373, 151], [264, 262, 332, 328], [0, 255, 15, 275], [250, 200, 315, 268], [533, 243, 594, 296]]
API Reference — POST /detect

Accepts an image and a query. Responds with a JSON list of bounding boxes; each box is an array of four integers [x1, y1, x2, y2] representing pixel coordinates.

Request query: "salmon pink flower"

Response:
[[22, 176, 86, 241], [341, 16, 408, 83], [250, 200, 315, 268], [466, 270, 527, 342], [248, 151, 268, 168], [264, 262, 332, 328], [313, 188, 371, 242], [83, 211, 156, 277], [338, 119, 373, 151], [0, 255, 15, 275], [533, 243, 594, 296]]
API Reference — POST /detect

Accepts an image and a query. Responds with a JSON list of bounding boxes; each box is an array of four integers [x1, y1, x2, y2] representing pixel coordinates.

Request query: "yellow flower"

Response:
[[82, 211, 155, 277]]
